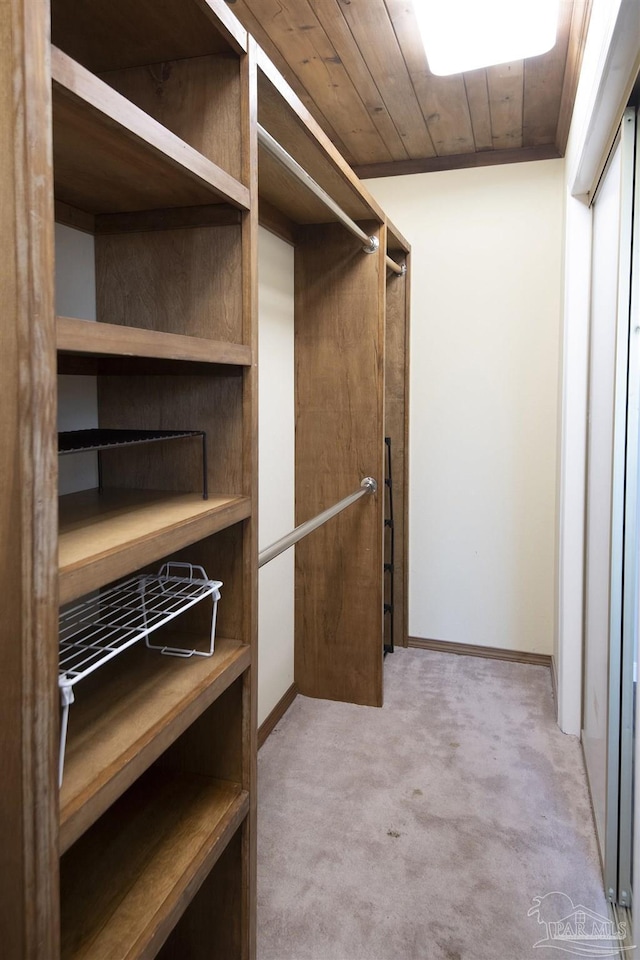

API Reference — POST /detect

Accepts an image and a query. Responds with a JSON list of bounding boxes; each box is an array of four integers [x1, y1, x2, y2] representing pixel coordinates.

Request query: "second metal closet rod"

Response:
[[258, 125, 405, 276], [258, 477, 377, 568]]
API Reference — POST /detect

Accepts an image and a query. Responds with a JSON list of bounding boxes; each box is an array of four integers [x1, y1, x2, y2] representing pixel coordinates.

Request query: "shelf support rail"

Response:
[[257, 125, 406, 276], [258, 476, 377, 568]]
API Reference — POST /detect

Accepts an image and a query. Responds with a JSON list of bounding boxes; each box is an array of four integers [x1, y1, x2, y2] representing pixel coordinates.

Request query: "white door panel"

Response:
[[583, 138, 623, 860], [583, 108, 638, 905]]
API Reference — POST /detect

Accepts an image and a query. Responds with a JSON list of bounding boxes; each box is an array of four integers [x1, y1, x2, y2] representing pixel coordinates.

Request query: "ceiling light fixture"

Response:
[[414, 0, 560, 76]]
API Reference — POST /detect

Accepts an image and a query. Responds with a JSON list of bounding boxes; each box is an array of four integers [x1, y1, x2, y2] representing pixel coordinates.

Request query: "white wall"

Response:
[[55, 223, 99, 495], [367, 160, 564, 654], [257, 227, 295, 726]]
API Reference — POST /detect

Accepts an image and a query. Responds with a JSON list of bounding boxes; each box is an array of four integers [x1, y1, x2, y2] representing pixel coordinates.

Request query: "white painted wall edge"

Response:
[[571, 0, 640, 200], [257, 226, 295, 727], [556, 0, 636, 736], [556, 197, 591, 736]]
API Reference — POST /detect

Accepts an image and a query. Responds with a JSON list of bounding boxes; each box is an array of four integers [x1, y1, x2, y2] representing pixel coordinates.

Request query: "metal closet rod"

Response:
[[385, 253, 405, 276], [257, 124, 406, 277], [258, 476, 377, 568]]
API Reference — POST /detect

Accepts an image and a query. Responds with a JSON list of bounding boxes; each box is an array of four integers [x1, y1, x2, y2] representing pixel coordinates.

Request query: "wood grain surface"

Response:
[[155, 828, 244, 960], [96, 225, 244, 341], [385, 250, 410, 649], [101, 54, 244, 183], [57, 316, 252, 366], [257, 48, 386, 224], [51, 0, 246, 72], [59, 490, 251, 604], [52, 47, 249, 214], [239, 41, 260, 958], [61, 770, 248, 960], [295, 221, 384, 707], [231, 0, 588, 172], [0, 0, 59, 955]]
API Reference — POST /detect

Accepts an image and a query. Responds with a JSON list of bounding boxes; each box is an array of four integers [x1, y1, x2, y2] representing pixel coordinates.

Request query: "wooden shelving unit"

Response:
[[256, 46, 410, 708], [2, 0, 257, 956], [1, 0, 407, 953]]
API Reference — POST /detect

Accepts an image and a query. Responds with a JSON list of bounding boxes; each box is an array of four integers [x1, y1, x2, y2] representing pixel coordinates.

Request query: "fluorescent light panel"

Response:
[[415, 0, 560, 76]]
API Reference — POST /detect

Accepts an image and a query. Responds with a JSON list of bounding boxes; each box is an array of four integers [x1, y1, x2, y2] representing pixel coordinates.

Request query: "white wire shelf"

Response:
[[58, 562, 222, 786]]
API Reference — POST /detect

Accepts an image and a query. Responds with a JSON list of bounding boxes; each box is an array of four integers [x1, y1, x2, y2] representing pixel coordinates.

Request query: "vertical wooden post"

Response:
[[384, 246, 411, 648], [295, 221, 385, 707], [241, 35, 259, 960], [0, 0, 58, 955]]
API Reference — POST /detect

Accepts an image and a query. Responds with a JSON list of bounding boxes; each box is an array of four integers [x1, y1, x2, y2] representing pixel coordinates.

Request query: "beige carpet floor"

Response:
[[257, 648, 612, 960]]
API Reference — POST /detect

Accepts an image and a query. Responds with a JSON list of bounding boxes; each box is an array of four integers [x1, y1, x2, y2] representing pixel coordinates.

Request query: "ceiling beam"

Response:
[[353, 143, 562, 180]]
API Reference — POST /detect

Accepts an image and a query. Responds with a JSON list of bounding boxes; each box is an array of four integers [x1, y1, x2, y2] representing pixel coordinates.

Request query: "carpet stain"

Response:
[[449, 741, 460, 749], [387, 829, 401, 838], [412, 788, 423, 797]]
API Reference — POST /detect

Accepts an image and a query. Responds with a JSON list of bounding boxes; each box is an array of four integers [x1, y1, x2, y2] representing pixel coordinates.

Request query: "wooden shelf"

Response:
[[52, 46, 250, 215], [59, 489, 251, 605], [257, 48, 383, 227], [57, 316, 252, 366], [60, 638, 250, 851], [51, 0, 247, 73], [61, 769, 249, 960]]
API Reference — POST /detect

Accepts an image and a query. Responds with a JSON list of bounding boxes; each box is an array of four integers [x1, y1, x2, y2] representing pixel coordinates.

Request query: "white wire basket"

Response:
[[58, 562, 222, 787]]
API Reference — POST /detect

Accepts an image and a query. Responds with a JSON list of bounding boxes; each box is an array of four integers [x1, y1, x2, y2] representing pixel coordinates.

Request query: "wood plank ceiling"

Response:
[[227, 0, 592, 177]]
